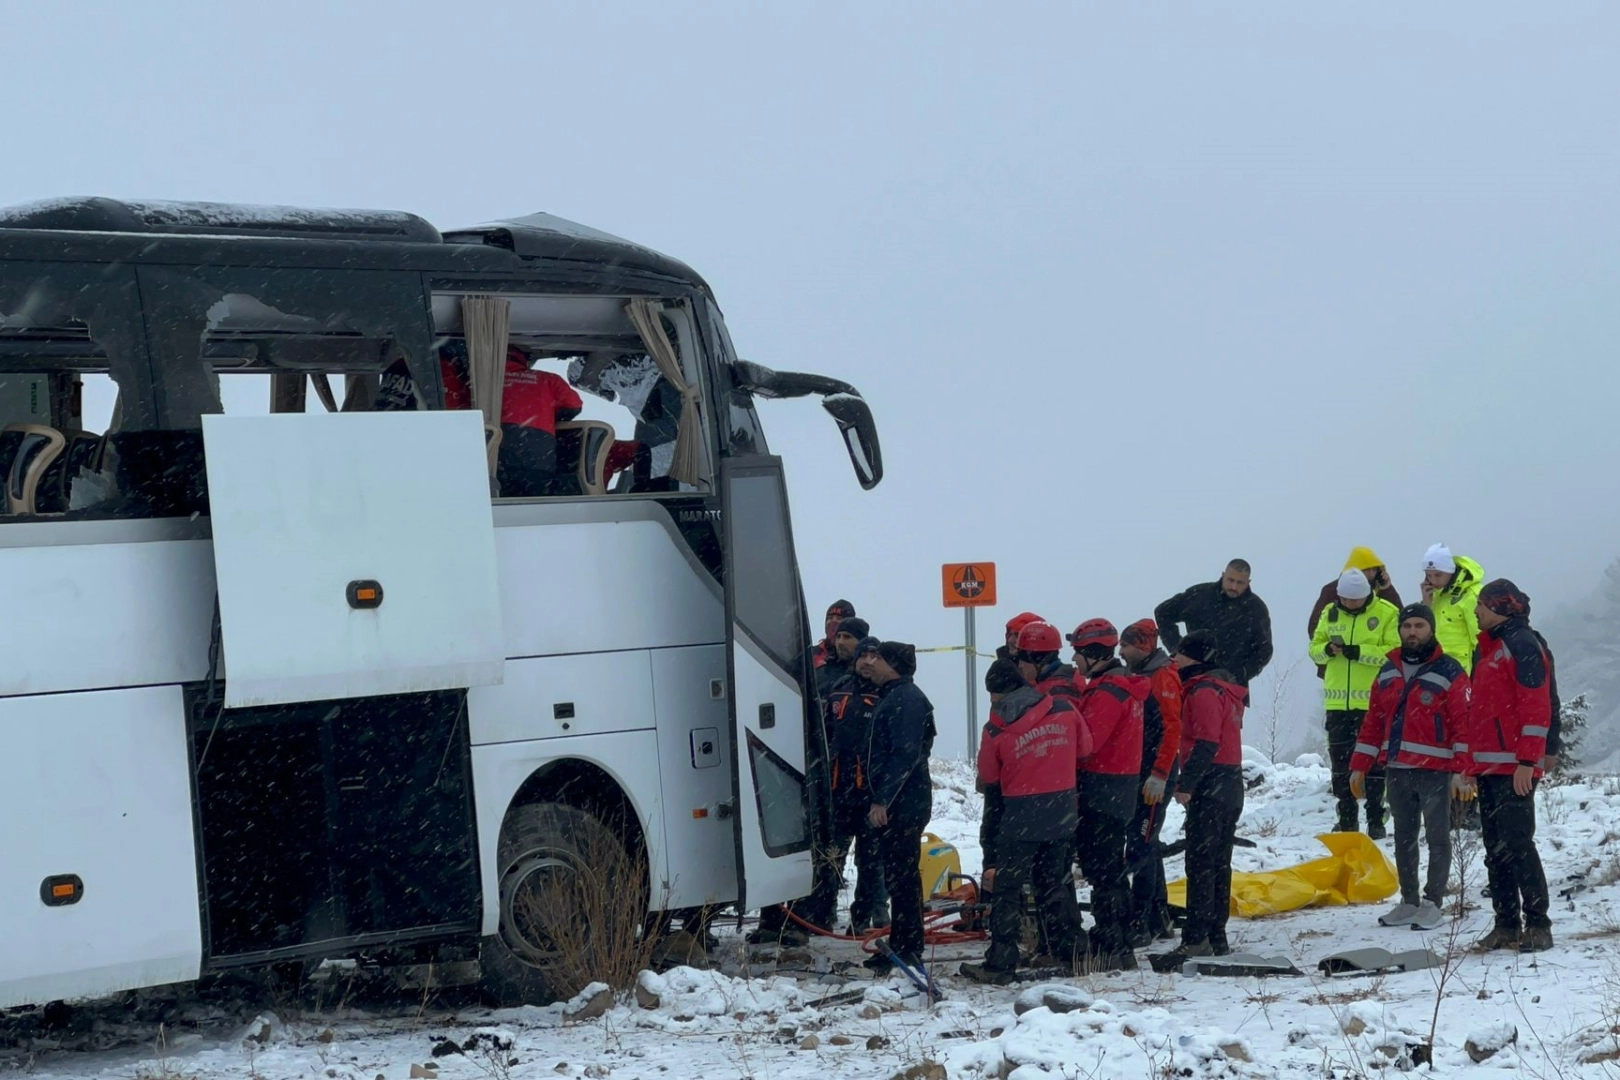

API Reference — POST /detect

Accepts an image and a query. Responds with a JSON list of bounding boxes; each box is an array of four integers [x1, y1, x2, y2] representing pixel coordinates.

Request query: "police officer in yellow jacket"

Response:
[[1421, 543, 1485, 674], [1310, 569, 1401, 837]]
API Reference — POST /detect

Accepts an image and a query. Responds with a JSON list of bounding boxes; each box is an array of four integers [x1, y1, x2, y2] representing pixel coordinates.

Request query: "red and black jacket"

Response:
[[1033, 660, 1084, 702], [1127, 649, 1183, 782], [1174, 664, 1247, 803], [1467, 617, 1553, 778], [1350, 644, 1470, 774], [978, 686, 1089, 862], [1073, 660, 1148, 821]]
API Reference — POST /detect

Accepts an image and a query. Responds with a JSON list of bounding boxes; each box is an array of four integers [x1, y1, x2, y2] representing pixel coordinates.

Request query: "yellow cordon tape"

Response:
[[915, 645, 999, 659]]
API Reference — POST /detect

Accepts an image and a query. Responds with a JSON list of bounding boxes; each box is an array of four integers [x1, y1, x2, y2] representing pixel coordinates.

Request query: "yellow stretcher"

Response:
[[1166, 832, 1398, 918]]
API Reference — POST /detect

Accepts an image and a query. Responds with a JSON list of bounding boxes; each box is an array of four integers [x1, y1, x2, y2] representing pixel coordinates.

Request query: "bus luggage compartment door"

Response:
[[0, 686, 202, 1009], [720, 457, 815, 911], [200, 412, 504, 709]]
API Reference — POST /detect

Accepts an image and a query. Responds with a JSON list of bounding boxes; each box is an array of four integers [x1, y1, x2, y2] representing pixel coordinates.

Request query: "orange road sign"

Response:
[[942, 562, 997, 608]]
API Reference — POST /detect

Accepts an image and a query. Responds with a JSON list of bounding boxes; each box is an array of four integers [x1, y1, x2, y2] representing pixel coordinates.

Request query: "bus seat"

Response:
[[36, 433, 102, 513], [555, 420, 616, 496], [3, 424, 67, 515]]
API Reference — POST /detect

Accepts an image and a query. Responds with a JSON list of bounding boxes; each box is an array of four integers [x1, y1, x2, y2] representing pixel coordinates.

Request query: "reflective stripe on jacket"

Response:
[[1467, 617, 1551, 777], [1308, 597, 1401, 711], [1350, 645, 1471, 774]]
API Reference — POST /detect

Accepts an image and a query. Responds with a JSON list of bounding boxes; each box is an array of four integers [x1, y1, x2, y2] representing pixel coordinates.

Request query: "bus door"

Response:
[[720, 456, 817, 910], [195, 411, 504, 962]]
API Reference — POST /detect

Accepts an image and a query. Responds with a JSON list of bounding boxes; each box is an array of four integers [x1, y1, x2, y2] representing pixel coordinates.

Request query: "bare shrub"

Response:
[[514, 826, 660, 999]]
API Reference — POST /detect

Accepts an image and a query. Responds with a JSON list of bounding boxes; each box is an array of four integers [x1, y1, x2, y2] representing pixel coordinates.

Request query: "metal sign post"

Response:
[[941, 562, 997, 764]]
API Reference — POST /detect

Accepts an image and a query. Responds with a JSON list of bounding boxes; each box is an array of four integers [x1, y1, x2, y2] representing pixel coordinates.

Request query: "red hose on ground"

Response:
[[778, 904, 988, 952]]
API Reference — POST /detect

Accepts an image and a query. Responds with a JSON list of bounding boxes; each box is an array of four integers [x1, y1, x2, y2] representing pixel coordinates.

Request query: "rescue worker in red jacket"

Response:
[[1017, 621, 1083, 701], [1348, 603, 1471, 931], [1069, 619, 1148, 971], [1466, 579, 1554, 953], [1120, 618, 1183, 947], [1160, 630, 1247, 962], [996, 611, 1046, 663], [961, 659, 1091, 984]]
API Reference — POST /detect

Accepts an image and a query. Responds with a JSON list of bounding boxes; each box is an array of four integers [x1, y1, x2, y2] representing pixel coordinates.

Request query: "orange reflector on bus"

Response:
[[41, 874, 83, 907], [692, 808, 709, 819], [346, 580, 385, 609]]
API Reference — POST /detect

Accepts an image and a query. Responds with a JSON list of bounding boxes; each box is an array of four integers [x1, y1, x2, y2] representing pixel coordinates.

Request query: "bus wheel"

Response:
[[480, 801, 632, 1006]]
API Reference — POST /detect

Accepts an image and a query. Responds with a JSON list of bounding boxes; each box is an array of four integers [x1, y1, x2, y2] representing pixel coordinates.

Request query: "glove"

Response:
[[1342, 645, 1361, 661], [1142, 775, 1167, 805], [1349, 771, 1366, 800], [1450, 774, 1477, 801]]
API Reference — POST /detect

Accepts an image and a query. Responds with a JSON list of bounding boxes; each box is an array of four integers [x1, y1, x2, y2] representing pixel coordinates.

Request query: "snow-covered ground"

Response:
[[12, 755, 1620, 1078]]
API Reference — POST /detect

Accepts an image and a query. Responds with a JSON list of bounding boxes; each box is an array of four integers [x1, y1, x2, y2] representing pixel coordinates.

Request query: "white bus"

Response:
[[0, 198, 882, 1008]]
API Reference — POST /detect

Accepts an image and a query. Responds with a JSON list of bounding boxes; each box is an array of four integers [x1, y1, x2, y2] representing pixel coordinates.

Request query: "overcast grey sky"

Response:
[[7, 3, 1617, 754]]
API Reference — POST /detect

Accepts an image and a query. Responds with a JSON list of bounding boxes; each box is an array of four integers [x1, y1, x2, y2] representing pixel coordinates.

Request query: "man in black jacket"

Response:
[[1154, 559, 1274, 687], [858, 640, 936, 971], [816, 617, 868, 702]]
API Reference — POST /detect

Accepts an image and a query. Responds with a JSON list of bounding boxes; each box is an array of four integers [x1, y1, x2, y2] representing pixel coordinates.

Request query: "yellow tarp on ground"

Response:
[[1166, 832, 1398, 918]]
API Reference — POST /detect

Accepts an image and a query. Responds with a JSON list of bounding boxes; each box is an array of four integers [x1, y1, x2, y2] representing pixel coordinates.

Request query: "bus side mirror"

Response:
[[732, 360, 884, 490], [820, 392, 883, 490]]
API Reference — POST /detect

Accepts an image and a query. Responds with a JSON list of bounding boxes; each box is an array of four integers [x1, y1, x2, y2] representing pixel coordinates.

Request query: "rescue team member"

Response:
[[1348, 603, 1471, 931], [1017, 621, 1083, 700], [817, 633, 889, 933], [997, 612, 1045, 662], [813, 600, 858, 696], [1069, 619, 1148, 971], [1160, 631, 1247, 962], [860, 641, 937, 971], [818, 616, 869, 703], [1154, 559, 1274, 688], [1120, 619, 1183, 948], [1309, 569, 1400, 837], [960, 660, 1090, 984], [375, 342, 583, 495], [1309, 548, 1403, 678], [1467, 580, 1554, 953]]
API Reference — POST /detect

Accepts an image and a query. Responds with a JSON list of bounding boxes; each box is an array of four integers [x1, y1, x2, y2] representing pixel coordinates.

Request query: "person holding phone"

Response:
[[1310, 569, 1401, 836], [1308, 548, 1403, 678]]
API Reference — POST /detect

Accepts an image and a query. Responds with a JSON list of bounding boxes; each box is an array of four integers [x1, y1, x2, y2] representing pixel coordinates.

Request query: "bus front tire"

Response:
[[479, 801, 630, 1007]]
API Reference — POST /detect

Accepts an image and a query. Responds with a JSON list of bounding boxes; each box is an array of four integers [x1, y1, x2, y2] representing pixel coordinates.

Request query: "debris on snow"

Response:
[[1012, 984, 1093, 1016]]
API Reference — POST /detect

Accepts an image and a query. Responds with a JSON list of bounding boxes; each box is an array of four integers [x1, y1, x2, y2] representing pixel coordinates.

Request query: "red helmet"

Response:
[[1005, 611, 1044, 637], [1067, 618, 1119, 650], [1015, 620, 1064, 654]]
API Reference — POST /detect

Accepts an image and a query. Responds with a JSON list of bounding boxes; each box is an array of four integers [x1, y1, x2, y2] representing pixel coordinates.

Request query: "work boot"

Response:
[[1334, 806, 1359, 833], [1365, 817, 1386, 841], [1409, 902, 1444, 930], [1378, 902, 1419, 927], [1128, 924, 1156, 950], [1520, 926, 1554, 953], [1147, 940, 1211, 972], [1472, 925, 1521, 952], [745, 925, 786, 945], [1085, 949, 1139, 973], [958, 961, 1017, 985], [1210, 936, 1232, 957]]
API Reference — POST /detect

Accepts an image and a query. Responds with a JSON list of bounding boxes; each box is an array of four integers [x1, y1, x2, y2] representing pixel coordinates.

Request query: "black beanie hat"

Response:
[[836, 617, 870, 640], [1480, 579, 1530, 617], [984, 657, 1026, 694], [853, 636, 881, 659], [1176, 630, 1218, 664], [875, 640, 917, 679], [827, 599, 856, 620], [1398, 603, 1436, 631]]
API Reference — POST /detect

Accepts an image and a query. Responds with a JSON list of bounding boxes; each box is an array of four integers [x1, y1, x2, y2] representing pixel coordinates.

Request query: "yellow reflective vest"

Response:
[[1309, 597, 1401, 712], [1431, 555, 1485, 674]]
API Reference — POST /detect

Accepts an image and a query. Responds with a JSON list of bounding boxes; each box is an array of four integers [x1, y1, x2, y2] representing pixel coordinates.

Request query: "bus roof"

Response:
[[0, 197, 711, 295]]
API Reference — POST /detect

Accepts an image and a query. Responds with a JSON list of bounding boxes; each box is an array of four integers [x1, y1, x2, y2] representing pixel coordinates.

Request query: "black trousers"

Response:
[[984, 837, 1085, 971], [875, 816, 927, 958], [800, 814, 890, 929], [1183, 791, 1243, 947], [1075, 812, 1132, 956], [1127, 794, 1171, 937], [1326, 709, 1385, 823], [1479, 775, 1550, 931]]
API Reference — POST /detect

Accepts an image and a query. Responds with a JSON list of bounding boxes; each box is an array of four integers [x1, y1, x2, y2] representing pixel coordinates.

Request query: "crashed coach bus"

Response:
[[0, 198, 881, 1008]]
